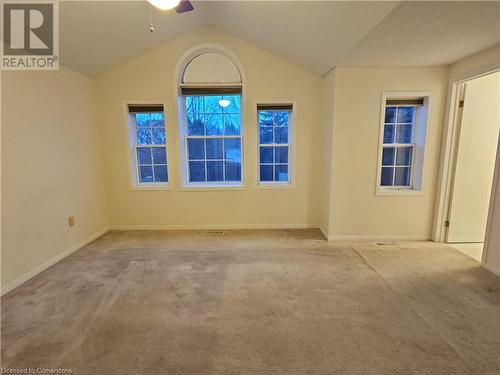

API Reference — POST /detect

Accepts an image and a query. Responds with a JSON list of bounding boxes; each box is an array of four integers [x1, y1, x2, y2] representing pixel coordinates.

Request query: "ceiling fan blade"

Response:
[[175, 0, 194, 13]]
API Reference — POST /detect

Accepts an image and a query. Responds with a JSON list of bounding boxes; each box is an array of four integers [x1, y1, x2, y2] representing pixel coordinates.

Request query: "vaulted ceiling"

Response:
[[60, 1, 500, 77]]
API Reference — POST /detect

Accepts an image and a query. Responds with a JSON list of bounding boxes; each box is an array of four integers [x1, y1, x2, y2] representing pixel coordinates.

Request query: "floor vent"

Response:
[[374, 241, 398, 247], [205, 230, 225, 236]]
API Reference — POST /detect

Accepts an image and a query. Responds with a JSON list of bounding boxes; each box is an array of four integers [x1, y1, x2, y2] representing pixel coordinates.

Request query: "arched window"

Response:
[[177, 46, 244, 187]]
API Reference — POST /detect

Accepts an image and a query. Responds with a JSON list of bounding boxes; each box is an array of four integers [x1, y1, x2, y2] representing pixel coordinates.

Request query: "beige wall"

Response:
[[1, 67, 108, 289], [447, 72, 500, 242], [326, 66, 448, 239], [484, 137, 500, 275], [449, 44, 500, 81], [96, 27, 323, 229]]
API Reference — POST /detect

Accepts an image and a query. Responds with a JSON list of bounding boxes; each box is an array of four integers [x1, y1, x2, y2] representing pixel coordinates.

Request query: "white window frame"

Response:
[[256, 100, 296, 189], [124, 102, 170, 191], [178, 90, 245, 189], [376, 92, 430, 196]]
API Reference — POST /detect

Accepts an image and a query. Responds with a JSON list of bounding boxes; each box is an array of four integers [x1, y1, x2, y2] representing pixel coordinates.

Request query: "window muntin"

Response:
[[258, 108, 292, 183], [128, 109, 168, 185], [380, 105, 415, 188], [183, 94, 242, 184]]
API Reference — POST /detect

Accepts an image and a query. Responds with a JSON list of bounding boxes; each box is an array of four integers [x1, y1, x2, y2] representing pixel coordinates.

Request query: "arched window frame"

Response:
[[175, 44, 247, 189]]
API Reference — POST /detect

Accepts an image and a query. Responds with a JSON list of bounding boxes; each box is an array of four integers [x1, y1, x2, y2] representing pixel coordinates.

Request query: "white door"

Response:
[[447, 72, 500, 243]]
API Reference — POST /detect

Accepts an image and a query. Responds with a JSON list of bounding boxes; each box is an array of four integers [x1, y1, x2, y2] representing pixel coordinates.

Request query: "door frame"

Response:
[[433, 66, 500, 248]]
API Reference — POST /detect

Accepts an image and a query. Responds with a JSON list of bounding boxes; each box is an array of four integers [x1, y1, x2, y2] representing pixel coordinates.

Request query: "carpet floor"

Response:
[[2, 229, 500, 374]]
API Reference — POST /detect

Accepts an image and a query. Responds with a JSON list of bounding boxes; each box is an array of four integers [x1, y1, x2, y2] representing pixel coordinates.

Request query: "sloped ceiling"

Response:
[[59, 1, 500, 77]]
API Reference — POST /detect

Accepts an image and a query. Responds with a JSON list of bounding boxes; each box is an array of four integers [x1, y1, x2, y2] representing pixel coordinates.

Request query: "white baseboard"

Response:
[[482, 263, 500, 277], [326, 234, 430, 242], [109, 223, 317, 231], [1, 226, 109, 296]]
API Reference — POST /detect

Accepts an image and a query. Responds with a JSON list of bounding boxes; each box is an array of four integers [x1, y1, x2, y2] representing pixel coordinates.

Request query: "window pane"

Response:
[[258, 111, 274, 126], [206, 138, 223, 160], [397, 107, 414, 123], [187, 117, 205, 136], [187, 139, 205, 160], [136, 113, 150, 127], [186, 96, 204, 116], [225, 162, 241, 181], [260, 147, 273, 163], [260, 165, 273, 182], [207, 161, 224, 181], [224, 139, 241, 162], [137, 128, 152, 145], [152, 127, 166, 145], [204, 95, 223, 113], [152, 147, 166, 164], [150, 113, 165, 127], [275, 165, 289, 182], [205, 114, 223, 136], [139, 166, 154, 183], [381, 167, 394, 186], [396, 147, 413, 166], [383, 125, 394, 144], [274, 111, 289, 126], [260, 127, 273, 144], [275, 146, 289, 164], [382, 147, 395, 166], [385, 107, 396, 123], [189, 161, 206, 182], [395, 125, 412, 144], [137, 147, 152, 165], [224, 113, 240, 136], [224, 95, 241, 113], [395, 166, 411, 186], [154, 166, 168, 182], [275, 127, 288, 144]]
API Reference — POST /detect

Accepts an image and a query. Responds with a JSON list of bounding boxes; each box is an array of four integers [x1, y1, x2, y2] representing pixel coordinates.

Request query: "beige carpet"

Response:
[[2, 230, 500, 374]]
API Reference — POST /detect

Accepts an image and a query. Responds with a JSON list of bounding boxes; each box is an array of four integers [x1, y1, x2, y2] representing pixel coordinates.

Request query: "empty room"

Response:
[[1, 1, 500, 374]]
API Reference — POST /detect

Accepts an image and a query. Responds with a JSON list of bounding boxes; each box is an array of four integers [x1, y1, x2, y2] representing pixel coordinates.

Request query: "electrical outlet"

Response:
[[68, 216, 75, 227]]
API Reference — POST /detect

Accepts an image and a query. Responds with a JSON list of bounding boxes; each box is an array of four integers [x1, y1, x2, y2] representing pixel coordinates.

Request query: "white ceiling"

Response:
[[59, 1, 500, 77]]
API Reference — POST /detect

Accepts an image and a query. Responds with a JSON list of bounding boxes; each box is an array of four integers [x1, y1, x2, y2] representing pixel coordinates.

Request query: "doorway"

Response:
[[444, 71, 500, 261]]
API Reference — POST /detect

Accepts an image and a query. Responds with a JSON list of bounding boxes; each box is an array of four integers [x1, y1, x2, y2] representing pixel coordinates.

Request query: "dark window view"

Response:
[[258, 110, 290, 183], [381, 106, 415, 187], [185, 95, 242, 183], [134, 112, 168, 183]]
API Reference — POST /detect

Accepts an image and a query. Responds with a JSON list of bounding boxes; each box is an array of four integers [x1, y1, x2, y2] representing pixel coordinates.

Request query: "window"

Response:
[[127, 105, 168, 186], [258, 104, 293, 184], [181, 90, 242, 185], [378, 95, 429, 193]]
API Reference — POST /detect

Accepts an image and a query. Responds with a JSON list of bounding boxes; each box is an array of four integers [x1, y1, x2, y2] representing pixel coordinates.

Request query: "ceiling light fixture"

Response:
[[148, 0, 181, 11], [219, 99, 231, 108]]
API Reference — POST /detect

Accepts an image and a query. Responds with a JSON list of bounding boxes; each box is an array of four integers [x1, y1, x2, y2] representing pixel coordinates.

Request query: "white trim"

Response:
[[174, 44, 247, 189], [109, 224, 317, 231], [1, 227, 109, 296], [326, 234, 429, 242], [255, 99, 297, 188], [375, 92, 431, 196], [433, 67, 500, 242], [122, 100, 170, 190], [482, 264, 500, 277]]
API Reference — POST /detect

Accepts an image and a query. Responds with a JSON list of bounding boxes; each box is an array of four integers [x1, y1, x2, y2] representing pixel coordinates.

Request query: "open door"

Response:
[[446, 72, 500, 243]]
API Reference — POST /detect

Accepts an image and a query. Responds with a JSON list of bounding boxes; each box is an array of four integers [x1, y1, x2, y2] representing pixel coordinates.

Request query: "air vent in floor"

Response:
[[374, 241, 398, 247], [205, 230, 225, 236]]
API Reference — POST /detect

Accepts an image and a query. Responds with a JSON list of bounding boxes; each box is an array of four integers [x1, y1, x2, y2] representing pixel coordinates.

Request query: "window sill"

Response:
[[256, 182, 295, 190], [180, 183, 246, 192], [376, 187, 423, 197], [130, 183, 172, 191]]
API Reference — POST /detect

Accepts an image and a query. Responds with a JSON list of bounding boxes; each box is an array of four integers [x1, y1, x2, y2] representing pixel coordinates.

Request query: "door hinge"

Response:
[[444, 220, 450, 227], [458, 100, 464, 108]]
